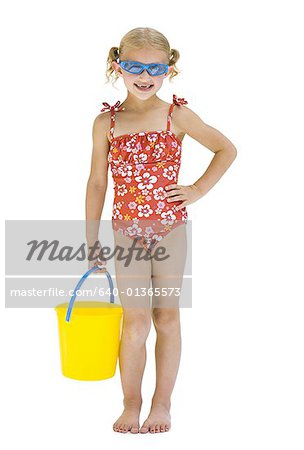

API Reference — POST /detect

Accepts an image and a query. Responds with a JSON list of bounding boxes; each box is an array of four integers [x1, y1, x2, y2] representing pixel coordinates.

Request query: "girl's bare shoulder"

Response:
[[93, 110, 114, 143], [170, 101, 199, 135]]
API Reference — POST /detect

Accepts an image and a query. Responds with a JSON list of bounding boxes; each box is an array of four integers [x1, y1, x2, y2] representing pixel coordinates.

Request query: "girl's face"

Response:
[[112, 47, 173, 99]]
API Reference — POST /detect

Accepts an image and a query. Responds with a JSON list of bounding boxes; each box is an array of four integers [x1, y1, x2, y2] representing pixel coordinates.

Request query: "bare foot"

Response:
[[113, 405, 141, 434], [139, 403, 171, 433]]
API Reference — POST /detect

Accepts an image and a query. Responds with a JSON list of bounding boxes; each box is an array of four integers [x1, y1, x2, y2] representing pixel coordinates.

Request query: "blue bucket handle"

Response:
[[66, 265, 114, 323]]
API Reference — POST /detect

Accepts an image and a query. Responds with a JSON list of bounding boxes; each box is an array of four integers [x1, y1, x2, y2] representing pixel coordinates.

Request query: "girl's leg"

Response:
[[140, 223, 187, 433], [112, 230, 152, 434]]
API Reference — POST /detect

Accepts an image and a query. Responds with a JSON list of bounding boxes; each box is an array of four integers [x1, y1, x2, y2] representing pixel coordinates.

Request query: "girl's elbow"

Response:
[[87, 177, 108, 190], [228, 145, 238, 160]]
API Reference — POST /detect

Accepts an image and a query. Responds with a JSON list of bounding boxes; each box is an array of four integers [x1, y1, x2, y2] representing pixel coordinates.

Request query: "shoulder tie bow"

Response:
[[100, 100, 125, 112], [173, 94, 188, 106]]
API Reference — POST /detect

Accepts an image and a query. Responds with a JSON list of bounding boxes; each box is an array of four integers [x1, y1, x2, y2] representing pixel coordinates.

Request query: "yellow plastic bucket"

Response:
[[55, 266, 123, 381]]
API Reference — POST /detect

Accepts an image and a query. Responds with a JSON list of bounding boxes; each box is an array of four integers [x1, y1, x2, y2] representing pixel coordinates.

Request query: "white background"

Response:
[[1, 0, 304, 448]]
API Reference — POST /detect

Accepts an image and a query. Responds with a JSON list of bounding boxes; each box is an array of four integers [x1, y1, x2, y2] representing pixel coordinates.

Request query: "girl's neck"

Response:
[[122, 92, 163, 113]]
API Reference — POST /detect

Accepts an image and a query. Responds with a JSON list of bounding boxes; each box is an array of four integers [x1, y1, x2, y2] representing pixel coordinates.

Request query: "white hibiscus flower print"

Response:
[[133, 152, 148, 164], [126, 222, 143, 237], [117, 184, 128, 196], [153, 187, 166, 200], [141, 188, 150, 197], [138, 204, 153, 218], [135, 172, 157, 190], [155, 200, 166, 214], [152, 148, 162, 159], [163, 165, 176, 181], [147, 134, 159, 143], [113, 207, 123, 219], [117, 161, 132, 178], [160, 210, 177, 225], [128, 201, 137, 211]]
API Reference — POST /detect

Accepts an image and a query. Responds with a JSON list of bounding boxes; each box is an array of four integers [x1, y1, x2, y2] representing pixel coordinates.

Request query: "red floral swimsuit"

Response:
[[100, 94, 189, 253]]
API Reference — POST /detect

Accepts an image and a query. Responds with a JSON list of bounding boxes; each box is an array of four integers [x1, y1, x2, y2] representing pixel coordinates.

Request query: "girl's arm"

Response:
[[85, 113, 110, 267], [165, 106, 238, 210]]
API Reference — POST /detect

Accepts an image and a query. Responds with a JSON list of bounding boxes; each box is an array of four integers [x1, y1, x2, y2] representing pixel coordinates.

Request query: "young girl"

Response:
[[86, 27, 237, 434]]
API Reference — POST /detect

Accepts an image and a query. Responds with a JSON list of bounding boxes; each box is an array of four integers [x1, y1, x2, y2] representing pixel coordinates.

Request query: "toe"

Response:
[[160, 425, 165, 432], [140, 421, 150, 433], [113, 422, 120, 432], [130, 424, 139, 434], [155, 424, 160, 433], [150, 424, 156, 433]]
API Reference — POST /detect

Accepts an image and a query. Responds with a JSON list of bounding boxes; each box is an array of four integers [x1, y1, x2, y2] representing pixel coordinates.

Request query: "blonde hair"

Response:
[[105, 27, 181, 86]]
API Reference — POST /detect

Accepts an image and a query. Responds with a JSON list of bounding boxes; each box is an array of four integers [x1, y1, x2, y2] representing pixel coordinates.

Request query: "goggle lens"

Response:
[[119, 60, 168, 76]]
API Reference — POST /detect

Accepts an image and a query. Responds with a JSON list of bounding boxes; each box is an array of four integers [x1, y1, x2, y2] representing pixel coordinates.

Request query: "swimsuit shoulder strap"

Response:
[[166, 94, 189, 131], [100, 100, 125, 141]]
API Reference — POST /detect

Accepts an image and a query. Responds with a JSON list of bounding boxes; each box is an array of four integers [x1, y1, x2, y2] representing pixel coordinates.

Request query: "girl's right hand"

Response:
[[88, 247, 107, 274]]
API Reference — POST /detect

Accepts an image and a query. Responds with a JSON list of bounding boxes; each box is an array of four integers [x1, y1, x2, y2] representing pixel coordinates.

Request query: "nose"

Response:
[[138, 69, 152, 81]]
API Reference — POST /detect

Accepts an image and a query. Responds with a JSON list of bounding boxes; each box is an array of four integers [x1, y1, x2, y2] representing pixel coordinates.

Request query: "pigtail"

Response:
[[105, 46, 120, 85], [168, 48, 181, 81]]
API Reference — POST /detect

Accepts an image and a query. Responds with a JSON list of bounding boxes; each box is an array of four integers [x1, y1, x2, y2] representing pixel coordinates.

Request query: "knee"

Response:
[[122, 312, 151, 343], [152, 308, 180, 334]]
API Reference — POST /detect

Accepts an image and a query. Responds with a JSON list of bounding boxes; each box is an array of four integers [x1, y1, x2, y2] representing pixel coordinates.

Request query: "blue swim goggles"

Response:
[[118, 59, 169, 76]]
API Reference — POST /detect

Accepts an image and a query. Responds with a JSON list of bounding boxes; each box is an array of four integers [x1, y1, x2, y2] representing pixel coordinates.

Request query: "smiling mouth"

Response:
[[134, 83, 154, 91]]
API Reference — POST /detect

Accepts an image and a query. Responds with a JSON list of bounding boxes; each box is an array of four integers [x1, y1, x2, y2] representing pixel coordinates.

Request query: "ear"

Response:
[[164, 66, 174, 78], [112, 61, 123, 77]]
